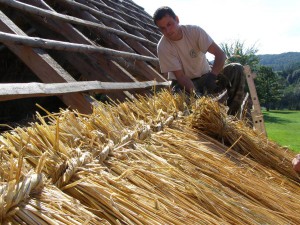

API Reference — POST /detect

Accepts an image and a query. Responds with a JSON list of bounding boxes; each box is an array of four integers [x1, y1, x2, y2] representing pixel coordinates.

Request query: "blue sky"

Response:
[[132, 0, 300, 55]]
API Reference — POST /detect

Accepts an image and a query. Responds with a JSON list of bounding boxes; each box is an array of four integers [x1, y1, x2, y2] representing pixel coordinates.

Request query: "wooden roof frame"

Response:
[[0, 0, 167, 114]]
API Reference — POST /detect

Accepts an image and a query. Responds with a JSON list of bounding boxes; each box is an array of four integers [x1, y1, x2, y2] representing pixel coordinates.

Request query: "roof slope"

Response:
[[0, 0, 165, 122]]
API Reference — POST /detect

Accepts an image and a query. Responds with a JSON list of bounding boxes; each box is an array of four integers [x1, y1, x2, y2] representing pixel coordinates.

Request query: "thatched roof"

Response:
[[1, 2, 300, 223], [0, 0, 166, 124], [1, 91, 300, 224]]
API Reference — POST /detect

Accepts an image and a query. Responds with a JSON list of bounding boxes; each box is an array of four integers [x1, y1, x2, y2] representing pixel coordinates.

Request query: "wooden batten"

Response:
[[0, 81, 170, 101]]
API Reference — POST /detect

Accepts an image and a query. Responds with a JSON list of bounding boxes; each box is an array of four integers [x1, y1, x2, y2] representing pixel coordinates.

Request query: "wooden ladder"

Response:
[[244, 65, 267, 136]]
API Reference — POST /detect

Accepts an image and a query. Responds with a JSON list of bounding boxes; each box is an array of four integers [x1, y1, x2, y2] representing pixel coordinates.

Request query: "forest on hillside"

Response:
[[258, 52, 300, 110], [259, 52, 300, 71], [220, 40, 300, 110]]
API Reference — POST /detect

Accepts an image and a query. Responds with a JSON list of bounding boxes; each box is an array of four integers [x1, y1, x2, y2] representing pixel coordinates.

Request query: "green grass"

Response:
[[263, 110, 300, 152]]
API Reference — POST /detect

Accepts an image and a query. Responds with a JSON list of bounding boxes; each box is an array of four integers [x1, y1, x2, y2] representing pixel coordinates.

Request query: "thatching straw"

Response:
[[0, 89, 299, 224], [0, 155, 110, 224], [188, 96, 298, 181]]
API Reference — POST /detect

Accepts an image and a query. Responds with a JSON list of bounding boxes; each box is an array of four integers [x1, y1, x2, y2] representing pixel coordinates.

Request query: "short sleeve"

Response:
[[192, 26, 213, 53]]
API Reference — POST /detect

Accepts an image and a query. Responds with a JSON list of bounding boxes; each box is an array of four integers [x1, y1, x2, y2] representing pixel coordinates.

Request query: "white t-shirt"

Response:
[[157, 25, 213, 80]]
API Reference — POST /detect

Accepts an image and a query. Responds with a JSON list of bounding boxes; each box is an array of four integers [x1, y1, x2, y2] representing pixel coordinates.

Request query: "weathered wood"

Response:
[[59, 2, 144, 82], [100, 0, 160, 44], [0, 81, 170, 101], [0, 31, 159, 63], [102, 0, 154, 25], [75, 0, 165, 82], [61, 0, 160, 38], [58, 0, 162, 83], [23, 0, 141, 100], [85, 0, 158, 30], [87, 1, 158, 65], [0, 10, 93, 114], [0, 0, 156, 47], [244, 65, 267, 136]]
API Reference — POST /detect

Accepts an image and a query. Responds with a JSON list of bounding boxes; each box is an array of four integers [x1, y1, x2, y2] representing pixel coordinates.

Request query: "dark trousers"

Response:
[[171, 63, 248, 117]]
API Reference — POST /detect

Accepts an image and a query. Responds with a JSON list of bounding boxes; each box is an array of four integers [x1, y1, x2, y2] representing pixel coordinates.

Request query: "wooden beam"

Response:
[[0, 10, 93, 114], [0, 31, 159, 63], [0, 81, 170, 101]]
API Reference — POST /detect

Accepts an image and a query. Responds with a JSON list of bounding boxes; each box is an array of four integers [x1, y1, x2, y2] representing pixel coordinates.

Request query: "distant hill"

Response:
[[258, 52, 300, 71]]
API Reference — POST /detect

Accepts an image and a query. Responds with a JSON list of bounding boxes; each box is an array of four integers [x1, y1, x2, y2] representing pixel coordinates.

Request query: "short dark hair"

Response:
[[153, 6, 176, 25]]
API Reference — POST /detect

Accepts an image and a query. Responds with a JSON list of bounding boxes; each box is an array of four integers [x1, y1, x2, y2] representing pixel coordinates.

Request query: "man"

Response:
[[153, 6, 246, 116]]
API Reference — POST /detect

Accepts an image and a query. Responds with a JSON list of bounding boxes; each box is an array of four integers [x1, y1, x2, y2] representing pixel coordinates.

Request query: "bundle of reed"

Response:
[[0, 153, 110, 225], [188, 96, 298, 181], [148, 126, 300, 223]]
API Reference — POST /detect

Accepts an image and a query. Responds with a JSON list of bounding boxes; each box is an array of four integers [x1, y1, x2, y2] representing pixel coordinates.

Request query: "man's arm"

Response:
[[207, 42, 226, 75], [173, 70, 195, 93]]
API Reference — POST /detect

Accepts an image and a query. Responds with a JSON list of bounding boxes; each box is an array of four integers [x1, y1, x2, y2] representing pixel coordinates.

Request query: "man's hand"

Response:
[[292, 154, 300, 173], [173, 69, 196, 94]]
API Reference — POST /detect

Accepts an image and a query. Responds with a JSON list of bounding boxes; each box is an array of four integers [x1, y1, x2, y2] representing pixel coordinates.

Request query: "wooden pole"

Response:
[[0, 31, 159, 64], [0, 81, 170, 101]]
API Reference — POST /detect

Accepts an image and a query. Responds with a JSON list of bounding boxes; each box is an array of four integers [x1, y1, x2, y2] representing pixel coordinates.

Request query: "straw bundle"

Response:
[[0, 152, 110, 224], [187, 96, 298, 181], [0, 90, 300, 224]]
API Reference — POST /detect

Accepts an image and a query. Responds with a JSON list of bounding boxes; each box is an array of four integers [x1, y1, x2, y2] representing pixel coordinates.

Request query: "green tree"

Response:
[[287, 69, 300, 85], [255, 66, 285, 111], [220, 40, 260, 68]]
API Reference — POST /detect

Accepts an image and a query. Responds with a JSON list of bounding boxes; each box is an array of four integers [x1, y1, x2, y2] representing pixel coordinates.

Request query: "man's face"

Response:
[[156, 14, 182, 41]]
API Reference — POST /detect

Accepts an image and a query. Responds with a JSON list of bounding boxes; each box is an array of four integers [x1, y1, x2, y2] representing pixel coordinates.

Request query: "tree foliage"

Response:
[[287, 69, 300, 85], [255, 66, 285, 111], [220, 40, 260, 68], [220, 40, 300, 110]]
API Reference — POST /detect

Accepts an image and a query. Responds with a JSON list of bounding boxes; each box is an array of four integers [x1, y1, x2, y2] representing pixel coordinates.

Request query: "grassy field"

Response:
[[263, 110, 300, 152]]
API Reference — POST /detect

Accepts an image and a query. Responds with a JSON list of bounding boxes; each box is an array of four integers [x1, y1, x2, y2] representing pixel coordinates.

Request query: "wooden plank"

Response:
[[0, 81, 170, 101], [0, 10, 93, 114], [244, 65, 267, 136]]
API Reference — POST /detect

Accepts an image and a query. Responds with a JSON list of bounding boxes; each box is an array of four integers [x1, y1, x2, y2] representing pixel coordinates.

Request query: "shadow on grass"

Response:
[[267, 111, 295, 115], [263, 113, 291, 124]]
